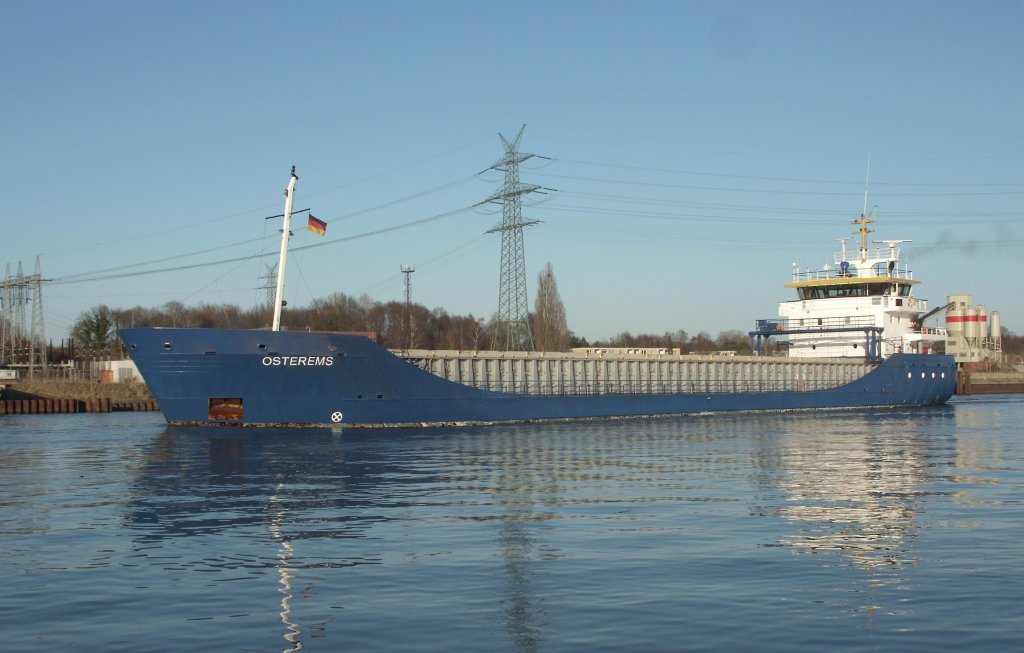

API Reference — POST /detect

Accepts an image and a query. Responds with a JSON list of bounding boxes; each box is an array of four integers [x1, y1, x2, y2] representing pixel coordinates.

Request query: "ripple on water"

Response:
[[2, 402, 1024, 651]]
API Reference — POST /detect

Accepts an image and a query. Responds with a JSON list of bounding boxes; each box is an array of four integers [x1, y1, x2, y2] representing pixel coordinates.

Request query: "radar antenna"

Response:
[[873, 238, 912, 261]]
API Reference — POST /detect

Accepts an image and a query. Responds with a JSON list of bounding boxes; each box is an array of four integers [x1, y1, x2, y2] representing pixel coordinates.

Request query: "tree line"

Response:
[[68, 263, 572, 355], [62, 262, 766, 358], [67, 300, 765, 356], [59, 260, 1024, 363]]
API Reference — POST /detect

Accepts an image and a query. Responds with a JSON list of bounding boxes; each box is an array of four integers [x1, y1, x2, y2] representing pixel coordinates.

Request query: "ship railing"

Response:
[[749, 321, 884, 361], [753, 316, 877, 334], [833, 245, 907, 263], [793, 258, 914, 283]]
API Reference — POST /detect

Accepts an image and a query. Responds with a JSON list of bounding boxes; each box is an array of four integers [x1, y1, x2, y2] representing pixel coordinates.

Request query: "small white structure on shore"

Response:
[[91, 359, 141, 383]]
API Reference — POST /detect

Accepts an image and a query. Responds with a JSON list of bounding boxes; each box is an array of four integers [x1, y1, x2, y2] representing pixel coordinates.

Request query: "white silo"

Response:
[[977, 305, 989, 340], [947, 294, 973, 336], [991, 311, 1002, 344], [964, 307, 979, 343], [948, 293, 972, 308], [946, 302, 964, 337]]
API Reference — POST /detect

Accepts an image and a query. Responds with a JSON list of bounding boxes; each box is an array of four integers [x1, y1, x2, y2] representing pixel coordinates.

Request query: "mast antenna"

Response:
[[862, 151, 871, 217], [401, 264, 415, 353], [271, 166, 298, 331]]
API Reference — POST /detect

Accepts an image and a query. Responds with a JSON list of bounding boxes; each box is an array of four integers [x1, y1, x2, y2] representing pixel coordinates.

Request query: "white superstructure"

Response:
[[777, 215, 946, 359]]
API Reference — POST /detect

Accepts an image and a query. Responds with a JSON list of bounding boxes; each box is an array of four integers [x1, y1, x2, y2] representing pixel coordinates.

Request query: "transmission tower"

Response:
[[401, 264, 415, 353], [0, 263, 10, 366], [1, 257, 47, 377], [260, 263, 278, 314], [485, 125, 545, 351]]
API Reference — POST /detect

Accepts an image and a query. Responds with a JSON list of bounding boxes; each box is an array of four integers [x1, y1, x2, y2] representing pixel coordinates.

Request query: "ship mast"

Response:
[[852, 212, 874, 261], [272, 167, 298, 332]]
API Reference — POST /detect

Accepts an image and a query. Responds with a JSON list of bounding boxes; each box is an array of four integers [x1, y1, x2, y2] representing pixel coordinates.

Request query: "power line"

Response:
[[533, 171, 1024, 197], [542, 202, 1019, 226], [559, 189, 1024, 219], [554, 156, 1024, 188], [50, 203, 482, 286], [56, 236, 269, 282]]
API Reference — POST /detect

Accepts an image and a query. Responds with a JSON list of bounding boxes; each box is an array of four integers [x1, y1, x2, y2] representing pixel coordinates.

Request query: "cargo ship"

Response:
[[120, 170, 956, 427]]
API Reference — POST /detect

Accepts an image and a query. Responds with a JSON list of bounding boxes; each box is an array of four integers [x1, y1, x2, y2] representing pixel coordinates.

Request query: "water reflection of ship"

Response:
[[130, 416, 961, 649], [128, 425, 554, 650], [127, 426, 398, 651], [128, 426, 416, 543], [270, 482, 301, 652], [770, 410, 954, 571], [126, 421, 675, 651], [440, 423, 703, 650]]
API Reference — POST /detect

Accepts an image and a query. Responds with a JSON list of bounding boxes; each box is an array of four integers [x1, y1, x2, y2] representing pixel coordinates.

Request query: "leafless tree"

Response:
[[533, 262, 570, 352]]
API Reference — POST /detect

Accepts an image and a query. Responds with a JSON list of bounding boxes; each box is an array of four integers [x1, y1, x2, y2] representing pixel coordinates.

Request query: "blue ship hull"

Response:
[[120, 327, 957, 427]]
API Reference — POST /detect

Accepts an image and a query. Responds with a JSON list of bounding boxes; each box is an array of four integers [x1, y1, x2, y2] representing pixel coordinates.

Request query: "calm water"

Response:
[[2, 396, 1023, 652]]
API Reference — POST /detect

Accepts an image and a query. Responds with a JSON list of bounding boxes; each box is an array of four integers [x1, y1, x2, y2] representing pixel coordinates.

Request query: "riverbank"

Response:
[[0, 379, 157, 415], [958, 371, 1024, 395]]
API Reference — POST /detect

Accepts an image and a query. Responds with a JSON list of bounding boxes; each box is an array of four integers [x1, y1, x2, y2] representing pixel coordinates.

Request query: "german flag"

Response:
[[307, 214, 327, 236]]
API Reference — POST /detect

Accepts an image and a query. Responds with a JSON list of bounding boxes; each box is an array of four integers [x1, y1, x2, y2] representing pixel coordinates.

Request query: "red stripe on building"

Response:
[[945, 316, 986, 322]]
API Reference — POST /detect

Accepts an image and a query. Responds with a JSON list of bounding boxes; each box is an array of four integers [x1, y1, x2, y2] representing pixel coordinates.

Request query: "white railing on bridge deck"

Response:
[[792, 258, 915, 283]]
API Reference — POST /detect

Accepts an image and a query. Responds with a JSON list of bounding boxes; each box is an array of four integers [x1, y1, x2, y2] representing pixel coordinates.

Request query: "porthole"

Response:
[[907, 372, 912, 379]]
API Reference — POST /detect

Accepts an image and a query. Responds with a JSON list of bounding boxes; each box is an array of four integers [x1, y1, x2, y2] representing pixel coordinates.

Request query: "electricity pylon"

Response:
[[485, 125, 545, 351], [1, 257, 47, 377]]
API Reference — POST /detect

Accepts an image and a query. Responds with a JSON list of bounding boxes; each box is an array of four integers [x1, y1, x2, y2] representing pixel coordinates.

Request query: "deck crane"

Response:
[[912, 301, 955, 332]]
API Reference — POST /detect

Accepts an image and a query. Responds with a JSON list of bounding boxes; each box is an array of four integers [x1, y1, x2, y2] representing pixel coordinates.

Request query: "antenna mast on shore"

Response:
[[401, 264, 415, 353], [485, 125, 544, 351]]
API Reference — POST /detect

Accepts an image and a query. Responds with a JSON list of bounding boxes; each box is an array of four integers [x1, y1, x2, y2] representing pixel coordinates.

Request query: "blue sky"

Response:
[[3, 0, 1022, 342]]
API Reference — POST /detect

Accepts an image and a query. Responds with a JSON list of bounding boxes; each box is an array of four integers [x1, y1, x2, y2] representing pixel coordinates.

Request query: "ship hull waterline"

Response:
[[121, 327, 957, 428]]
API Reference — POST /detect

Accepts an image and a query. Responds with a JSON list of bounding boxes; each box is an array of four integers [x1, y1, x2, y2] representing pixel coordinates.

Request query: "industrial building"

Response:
[[943, 293, 1002, 365]]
